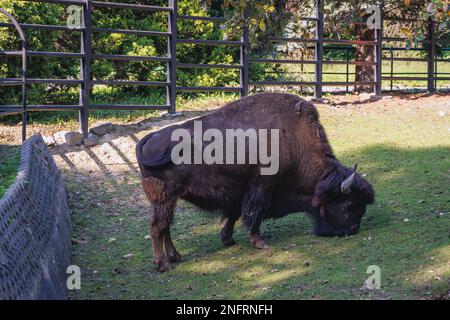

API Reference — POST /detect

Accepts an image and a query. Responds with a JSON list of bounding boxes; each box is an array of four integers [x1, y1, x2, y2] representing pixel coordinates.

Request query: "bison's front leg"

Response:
[[249, 224, 269, 250], [220, 215, 239, 247]]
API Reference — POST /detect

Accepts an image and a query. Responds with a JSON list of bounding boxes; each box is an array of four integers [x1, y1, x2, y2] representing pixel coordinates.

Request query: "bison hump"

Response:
[[137, 131, 173, 169]]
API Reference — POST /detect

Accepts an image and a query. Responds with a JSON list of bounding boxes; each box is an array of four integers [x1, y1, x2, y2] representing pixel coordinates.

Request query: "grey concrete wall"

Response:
[[0, 134, 72, 300]]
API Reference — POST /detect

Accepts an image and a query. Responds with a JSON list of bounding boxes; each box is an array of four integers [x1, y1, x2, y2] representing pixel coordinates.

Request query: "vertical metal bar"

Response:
[[300, 51, 304, 93], [80, 0, 91, 138], [427, 18, 435, 93], [21, 36, 27, 142], [345, 48, 349, 93], [240, 7, 249, 97], [374, 0, 383, 96], [167, 0, 177, 113], [390, 47, 393, 91], [314, 0, 323, 99], [434, 53, 438, 90]]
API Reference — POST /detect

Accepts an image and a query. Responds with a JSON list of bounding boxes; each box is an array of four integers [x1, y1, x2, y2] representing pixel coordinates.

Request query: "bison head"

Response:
[[310, 163, 375, 237]]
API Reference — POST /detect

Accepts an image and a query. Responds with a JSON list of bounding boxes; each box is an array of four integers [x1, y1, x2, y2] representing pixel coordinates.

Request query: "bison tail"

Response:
[[241, 183, 272, 230], [136, 133, 173, 173]]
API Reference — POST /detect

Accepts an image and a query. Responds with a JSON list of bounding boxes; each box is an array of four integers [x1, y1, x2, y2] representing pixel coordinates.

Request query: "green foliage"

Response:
[[0, 0, 262, 107], [0, 146, 20, 198]]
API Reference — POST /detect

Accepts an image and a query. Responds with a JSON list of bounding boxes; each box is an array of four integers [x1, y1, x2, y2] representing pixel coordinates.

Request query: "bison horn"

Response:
[[341, 172, 356, 194], [351, 163, 358, 172]]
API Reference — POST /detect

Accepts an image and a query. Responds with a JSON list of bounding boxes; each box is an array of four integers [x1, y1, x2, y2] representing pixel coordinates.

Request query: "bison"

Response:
[[136, 93, 375, 271]]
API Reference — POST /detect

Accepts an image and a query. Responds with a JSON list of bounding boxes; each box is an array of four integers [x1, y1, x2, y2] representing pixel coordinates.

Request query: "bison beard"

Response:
[[136, 93, 375, 271]]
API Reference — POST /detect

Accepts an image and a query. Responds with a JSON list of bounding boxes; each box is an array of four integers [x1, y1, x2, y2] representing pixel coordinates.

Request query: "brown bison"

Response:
[[136, 93, 375, 271]]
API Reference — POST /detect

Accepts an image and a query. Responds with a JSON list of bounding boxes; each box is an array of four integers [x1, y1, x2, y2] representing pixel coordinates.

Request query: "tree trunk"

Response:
[[354, 22, 375, 93]]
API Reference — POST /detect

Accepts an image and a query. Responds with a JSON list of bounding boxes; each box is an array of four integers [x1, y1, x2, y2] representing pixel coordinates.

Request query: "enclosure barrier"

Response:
[[0, 134, 72, 299], [0, 0, 448, 140]]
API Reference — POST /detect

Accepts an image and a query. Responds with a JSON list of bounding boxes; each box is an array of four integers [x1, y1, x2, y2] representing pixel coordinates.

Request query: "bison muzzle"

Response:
[[136, 93, 375, 271]]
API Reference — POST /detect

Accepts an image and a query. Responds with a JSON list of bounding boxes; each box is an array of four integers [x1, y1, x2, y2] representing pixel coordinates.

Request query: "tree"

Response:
[[221, 0, 449, 92]]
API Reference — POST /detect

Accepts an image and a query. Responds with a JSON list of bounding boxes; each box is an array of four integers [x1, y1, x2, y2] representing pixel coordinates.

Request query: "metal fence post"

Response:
[[80, 0, 91, 138], [167, 0, 177, 113], [427, 17, 435, 93], [240, 7, 249, 97], [345, 48, 349, 93], [314, 0, 323, 99], [21, 32, 27, 142], [374, 0, 383, 96], [390, 47, 393, 91]]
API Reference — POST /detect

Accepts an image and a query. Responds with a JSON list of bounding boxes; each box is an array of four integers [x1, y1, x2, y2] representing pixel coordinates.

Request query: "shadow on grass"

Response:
[[66, 136, 449, 299]]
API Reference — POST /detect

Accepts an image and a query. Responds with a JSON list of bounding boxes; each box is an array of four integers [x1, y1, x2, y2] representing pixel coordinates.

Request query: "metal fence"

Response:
[[0, 0, 448, 141]]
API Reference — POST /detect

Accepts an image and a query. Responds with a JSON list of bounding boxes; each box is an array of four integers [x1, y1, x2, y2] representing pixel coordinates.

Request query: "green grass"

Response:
[[67, 97, 450, 300], [0, 146, 20, 198]]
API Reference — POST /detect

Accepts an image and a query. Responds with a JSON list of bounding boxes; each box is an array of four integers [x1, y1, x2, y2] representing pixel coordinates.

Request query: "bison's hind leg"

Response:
[[164, 229, 181, 262], [143, 176, 179, 271]]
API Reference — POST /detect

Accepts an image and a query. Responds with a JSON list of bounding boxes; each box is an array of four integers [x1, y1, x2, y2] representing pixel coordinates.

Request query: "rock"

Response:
[[306, 97, 325, 104], [163, 112, 183, 119], [83, 136, 97, 147], [54, 131, 83, 146], [42, 135, 56, 146], [140, 121, 156, 129], [89, 122, 114, 136], [122, 253, 134, 260]]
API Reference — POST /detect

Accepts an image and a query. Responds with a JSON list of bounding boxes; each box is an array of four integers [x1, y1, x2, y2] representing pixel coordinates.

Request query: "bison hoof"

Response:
[[221, 237, 236, 247], [167, 251, 182, 263], [251, 237, 269, 250], [154, 258, 171, 272]]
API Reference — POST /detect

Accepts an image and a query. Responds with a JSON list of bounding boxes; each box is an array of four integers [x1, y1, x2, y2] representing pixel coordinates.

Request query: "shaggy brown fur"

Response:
[[136, 93, 375, 271]]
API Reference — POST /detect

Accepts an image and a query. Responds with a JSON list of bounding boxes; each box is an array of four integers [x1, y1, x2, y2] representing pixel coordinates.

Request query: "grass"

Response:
[[65, 94, 450, 300], [0, 146, 20, 198]]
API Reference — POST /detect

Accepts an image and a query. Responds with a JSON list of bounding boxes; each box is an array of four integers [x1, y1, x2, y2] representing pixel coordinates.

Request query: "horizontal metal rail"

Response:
[[92, 27, 170, 37], [250, 81, 317, 86], [176, 63, 243, 69], [270, 38, 378, 46], [19, 0, 85, 5], [91, 80, 169, 86], [176, 86, 242, 92], [90, 1, 172, 12], [178, 15, 225, 22], [0, 50, 84, 58], [0, 79, 26, 86], [383, 17, 423, 23], [91, 54, 169, 62], [0, 22, 84, 31], [90, 104, 170, 110], [323, 60, 377, 65], [177, 39, 244, 46], [383, 57, 428, 62], [0, 104, 82, 111], [250, 59, 317, 65], [382, 76, 429, 81]]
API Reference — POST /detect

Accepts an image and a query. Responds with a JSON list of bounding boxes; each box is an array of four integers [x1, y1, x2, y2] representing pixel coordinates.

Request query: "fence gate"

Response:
[[0, 0, 447, 140]]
